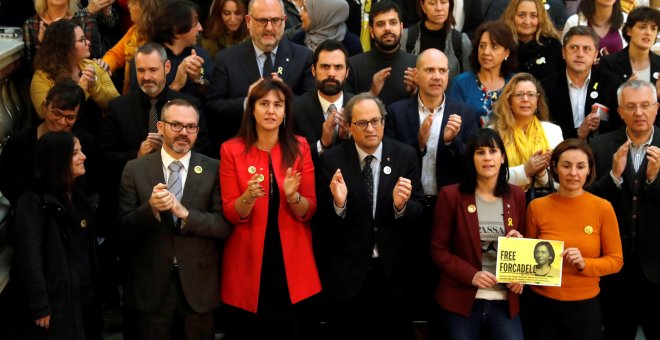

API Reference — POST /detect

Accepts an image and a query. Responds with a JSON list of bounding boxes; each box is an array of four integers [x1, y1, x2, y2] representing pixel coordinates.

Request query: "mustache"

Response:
[[175, 136, 191, 143]]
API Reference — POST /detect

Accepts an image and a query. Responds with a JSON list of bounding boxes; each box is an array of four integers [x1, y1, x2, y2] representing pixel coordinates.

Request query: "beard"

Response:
[[317, 78, 344, 96], [373, 32, 401, 52]]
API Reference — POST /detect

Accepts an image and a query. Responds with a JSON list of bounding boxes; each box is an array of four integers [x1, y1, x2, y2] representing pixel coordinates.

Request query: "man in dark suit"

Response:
[[294, 39, 354, 165], [317, 92, 424, 339], [205, 0, 315, 150], [542, 26, 623, 140], [589, 79, 660, 340], [118, 98, 230, 339], [385, 48, 479, 332]]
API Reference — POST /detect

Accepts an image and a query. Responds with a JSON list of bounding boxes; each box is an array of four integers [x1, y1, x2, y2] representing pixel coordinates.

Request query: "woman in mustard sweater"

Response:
[[525, 138, 623, 340]]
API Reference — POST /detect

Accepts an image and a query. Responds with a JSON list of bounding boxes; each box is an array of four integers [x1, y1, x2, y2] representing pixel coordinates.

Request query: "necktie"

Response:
[[360, 0, 372, 52], [263, 52, 273, 78], [362, 155, 375, 213], [148, 99, 158, 133], [168, 161, 184, 206]]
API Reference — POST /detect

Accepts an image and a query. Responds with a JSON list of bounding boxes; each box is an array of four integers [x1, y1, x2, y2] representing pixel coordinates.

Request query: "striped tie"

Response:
[[148, 99, 158, 133], [167, 160, 183, 204]]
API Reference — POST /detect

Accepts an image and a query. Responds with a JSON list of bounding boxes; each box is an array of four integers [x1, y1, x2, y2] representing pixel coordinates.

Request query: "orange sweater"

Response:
[[102, 25, 144, 94], [525, 192, 623, 301]]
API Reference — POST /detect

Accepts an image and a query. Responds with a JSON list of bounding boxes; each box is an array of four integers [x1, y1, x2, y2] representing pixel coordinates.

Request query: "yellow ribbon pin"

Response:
[[507, 218, 513, 227], [593, 82, 599, 90]]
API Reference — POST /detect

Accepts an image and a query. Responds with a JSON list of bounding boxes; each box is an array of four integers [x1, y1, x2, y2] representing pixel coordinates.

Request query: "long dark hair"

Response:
[[34, 20, 79, 80], [33, 131, 78, 195], [237, 79, 300, 168], [204, 0, 248, 41], [469, 21, 518, 76], [459, 128, 510, 197], [578, 0, 623, 33]]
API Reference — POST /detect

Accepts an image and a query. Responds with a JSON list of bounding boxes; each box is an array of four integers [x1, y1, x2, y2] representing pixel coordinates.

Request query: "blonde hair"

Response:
[[501, 0, 560, 45], [35, 0, 81, 17], [491, 73, 550, 145]]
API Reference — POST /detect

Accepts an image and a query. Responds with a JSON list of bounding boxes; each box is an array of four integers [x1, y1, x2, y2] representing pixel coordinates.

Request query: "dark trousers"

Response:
[[439, 300, 523, 340], [522, 289, 602, 340], [601, 257, 660, 340], [124, 268, 214, 340], [327, 258, 413, 340]]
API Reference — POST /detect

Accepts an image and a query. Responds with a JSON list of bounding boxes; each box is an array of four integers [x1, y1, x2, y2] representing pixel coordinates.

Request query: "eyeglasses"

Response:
[[250, 15, 285, 27], [161, 120, 200, 133], [73, 36, 87, 44], [51, 109, 77, 123], [621, 102, 657, 113], [351, 117, 383, 130], [512, 91, 540, 99]]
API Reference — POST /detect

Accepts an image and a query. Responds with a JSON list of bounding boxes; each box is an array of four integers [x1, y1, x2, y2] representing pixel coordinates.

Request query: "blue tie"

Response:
[[167, 161, 183, 219]]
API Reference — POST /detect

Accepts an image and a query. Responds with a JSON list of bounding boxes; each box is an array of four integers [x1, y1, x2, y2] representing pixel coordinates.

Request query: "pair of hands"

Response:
[[321, 109, 349, 147], [612, 141, 660, 181], [149, 183, 189, 220], [418, 113, 462, 149], [78, 65, 97, 92], [524, 150, 552, 178], [472, 230, 524, 294], [577, 105, 603, 140], [329, 169, 413, 211], [371, 66, 417, 97], [171, 49, 205, 90], [242, 168, 302, 204]]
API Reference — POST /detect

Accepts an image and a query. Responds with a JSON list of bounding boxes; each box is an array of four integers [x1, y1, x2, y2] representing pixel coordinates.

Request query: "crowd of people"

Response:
[[1, 0, 659, 339]]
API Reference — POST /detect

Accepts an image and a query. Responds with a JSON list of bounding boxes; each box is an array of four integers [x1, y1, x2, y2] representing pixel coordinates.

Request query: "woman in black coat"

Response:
[[13, 131, 101, 340]]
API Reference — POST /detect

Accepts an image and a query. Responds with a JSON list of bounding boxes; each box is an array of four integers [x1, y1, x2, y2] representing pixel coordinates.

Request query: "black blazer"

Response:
[[293, 90, 354, 165], [316, 138, 424, 302], [205, 39, 315, 146], [541, 68, 624, 139], [118, 151, 230, 313], [599, 46, 660, 84], [385, 96, 480, 190], [589, 128, 660, 283]]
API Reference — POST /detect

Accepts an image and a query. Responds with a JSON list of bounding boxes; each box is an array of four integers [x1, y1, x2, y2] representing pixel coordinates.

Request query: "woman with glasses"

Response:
[[30, 20, 119, 121], [447, 21, 518, 126], [490, 72, 564, 188], [524, 139, 623, 340], [501, 0, 565, 81], [13, 131, 102, 339], [431, 128, 526, 340], [290, 0, 362, 56], [599, 7, 660, 88], [219, 78, 321, 339]]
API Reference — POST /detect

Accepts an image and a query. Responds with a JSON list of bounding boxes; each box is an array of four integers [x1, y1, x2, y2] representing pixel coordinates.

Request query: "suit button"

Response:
[[633, 215, 637, 219], [633, 196, 637, 201], [374, 227, 378, 232]]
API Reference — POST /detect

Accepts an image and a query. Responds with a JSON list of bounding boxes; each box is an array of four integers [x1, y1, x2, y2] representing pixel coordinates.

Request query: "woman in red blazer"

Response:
[[219, 79, 321, 338], [431, 128, 526, 339]]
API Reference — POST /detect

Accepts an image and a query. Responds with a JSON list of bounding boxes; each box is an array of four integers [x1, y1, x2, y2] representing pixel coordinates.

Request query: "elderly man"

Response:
[[205, 0, 315, 151], [589, 79, 660, 340], [317, 92, 424, 339]]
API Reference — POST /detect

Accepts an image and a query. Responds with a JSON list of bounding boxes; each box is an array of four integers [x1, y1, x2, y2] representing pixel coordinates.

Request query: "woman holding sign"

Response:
[[524, 139, 623, 340], [431, 129, 526, 339]]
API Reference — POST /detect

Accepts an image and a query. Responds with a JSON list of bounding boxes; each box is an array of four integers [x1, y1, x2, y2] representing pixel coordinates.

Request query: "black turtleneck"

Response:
[[420, 22, 448, 54]]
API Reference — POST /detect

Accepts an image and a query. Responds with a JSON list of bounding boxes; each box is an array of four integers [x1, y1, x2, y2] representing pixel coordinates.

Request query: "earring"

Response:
[[504, 56, 508, 61]]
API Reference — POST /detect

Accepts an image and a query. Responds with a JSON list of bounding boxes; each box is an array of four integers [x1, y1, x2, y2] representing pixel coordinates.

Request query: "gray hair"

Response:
[[136, 42, 168, 64], [343, 92, 388, 123], [248, 0, 285, 15], [617, 79, 658, 106]]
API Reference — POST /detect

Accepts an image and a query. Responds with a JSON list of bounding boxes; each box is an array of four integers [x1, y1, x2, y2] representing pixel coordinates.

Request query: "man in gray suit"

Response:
[[118, 98, 230, 339]]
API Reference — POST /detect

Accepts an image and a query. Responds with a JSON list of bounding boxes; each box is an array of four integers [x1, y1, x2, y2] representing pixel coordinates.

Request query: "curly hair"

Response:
[[491, 72, 550, 145], [501, 0, 560, 44], [204, 0, 248, 42], [129, 0, 161, 41], [34, 20, 79, 81]]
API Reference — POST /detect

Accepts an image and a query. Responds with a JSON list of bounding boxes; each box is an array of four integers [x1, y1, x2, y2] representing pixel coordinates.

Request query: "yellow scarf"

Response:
[[505, 117, 551, 167]]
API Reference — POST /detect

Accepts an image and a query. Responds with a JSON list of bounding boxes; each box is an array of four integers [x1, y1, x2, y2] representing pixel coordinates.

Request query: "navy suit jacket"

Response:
[[293, 89, 354, 165], [385, 95, 480, 191], [205, 39, 315, 147], [542, 68, 623, 139], [316, 137, 424, 302]]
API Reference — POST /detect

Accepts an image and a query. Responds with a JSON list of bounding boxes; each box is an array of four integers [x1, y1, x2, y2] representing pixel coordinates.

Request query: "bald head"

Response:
[[415, 49, 449, 105]]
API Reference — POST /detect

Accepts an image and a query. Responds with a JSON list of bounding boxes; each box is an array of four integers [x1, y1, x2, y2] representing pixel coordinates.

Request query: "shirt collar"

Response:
[[626, 126, 655, 147], [566, 70, 592, 88], [355, 141, 383, 163], [161, 148, 192, 172], [317, 91, 344, 114], [252, 42, 279, 59], [417, 94, 445, 115]]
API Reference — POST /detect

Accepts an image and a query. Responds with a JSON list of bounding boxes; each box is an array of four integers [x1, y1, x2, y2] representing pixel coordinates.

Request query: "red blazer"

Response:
[[219, 136, 321, 313], [430, 183, 526, 317]]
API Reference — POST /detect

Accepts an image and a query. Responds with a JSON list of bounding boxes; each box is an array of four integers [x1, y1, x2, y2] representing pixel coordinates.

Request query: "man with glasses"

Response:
[[206, 0, 315, 153], [542, 26, 623, 140], [316, 92, 424, 339], [589, 79, 660, 340], [118, 98, 230, 339]]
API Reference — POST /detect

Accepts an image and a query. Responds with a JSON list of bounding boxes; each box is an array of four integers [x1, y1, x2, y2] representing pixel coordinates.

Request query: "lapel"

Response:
[[584, 71, 602, 116], [651, 52, 660, 82], [127, 92, 148, 139], [618, 47, 634, 80], [459, 191, 482, 258], [309, 91, 325, 141], [181, 152, 203, 208], [273, 39, 292, 80], [145, 152, 175, 224], [343, 140, 372, 208], [238, 41, 261, 81], [375, 139, 395, 218], [554, 76, 574, 130], [406, 98, 422, 138]]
